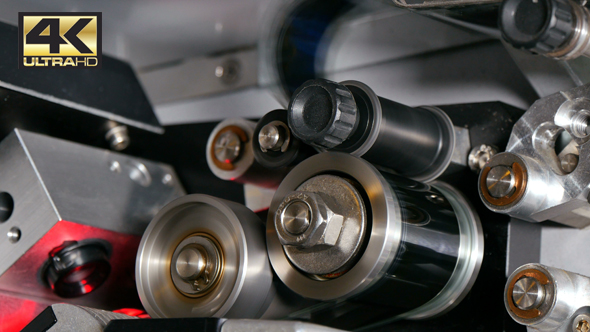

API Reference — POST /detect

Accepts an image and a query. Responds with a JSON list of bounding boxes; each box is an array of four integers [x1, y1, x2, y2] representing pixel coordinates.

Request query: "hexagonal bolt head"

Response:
[[275, 191, 345, 249]]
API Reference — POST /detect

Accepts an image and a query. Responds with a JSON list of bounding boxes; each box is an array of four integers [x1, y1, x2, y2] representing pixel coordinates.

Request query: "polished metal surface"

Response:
[[468, 144, 497, 172], [486, 166, 515, 198], [267, 152, 483, 322], [259, 123, 285, 152], [136, 194, 274, 319], [206, 118, 287, 188], [170, 235, 222, 296], [214, 131, 242, 163], [512, 277, 545, 310], [105, 125, 130, 151], [505, 264, 590, 332], [281, 201, 311, 235], [480, 83, 590, 227], [275, 175, 366, 276]]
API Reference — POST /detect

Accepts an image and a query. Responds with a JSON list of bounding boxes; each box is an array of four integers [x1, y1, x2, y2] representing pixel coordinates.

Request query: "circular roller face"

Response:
[[266, 152, 402, 301], [136, 194, 273, 319], [206, 118, 256, 181]]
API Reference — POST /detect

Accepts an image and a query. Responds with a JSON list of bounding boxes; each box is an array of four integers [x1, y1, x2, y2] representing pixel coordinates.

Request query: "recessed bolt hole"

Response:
[[7, 227, 21, 243], [0, 192, 14, 222]]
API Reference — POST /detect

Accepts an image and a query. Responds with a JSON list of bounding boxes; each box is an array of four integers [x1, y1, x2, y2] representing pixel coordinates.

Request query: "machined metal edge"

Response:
[[136, 194, 273, 319], [266, 152, 402, 301]]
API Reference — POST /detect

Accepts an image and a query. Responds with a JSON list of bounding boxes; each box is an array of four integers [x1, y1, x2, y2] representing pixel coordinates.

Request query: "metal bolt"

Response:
[[7, 227, 21, 243], [281, 200, 311, 235], [215, 59, 240, 85], [486, 165, 515, 198], [174, 246, 206, 280], [512, 276, 545, 310], [105, 125, 130, 151], [109, 161, 121, 173], [162, 173, 173, 186], [275, 191, 345, 248], [258, 123, 285, 152], [214, 131, 241, 163], [468, 144, 498, 172], [561, 153, 579, 173]]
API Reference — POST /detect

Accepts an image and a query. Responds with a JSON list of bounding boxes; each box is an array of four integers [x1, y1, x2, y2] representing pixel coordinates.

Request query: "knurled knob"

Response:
[[287, 79, 358, 149], [500, 0, 575, 54]]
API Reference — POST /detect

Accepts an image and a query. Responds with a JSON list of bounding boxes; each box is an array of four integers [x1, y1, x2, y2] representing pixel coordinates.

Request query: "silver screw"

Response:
[[512, 276, 545, 310], [281, 200, 311, 235], [162, 173, 173, 186], [561, 153, 579, 174], [105, 125, 130, 151], [215, 59, 240, 85], [486, 165, 515, 198], [174, 246, 206, 280], [468, 144, 498, 172], [573, 314, 590, 332], [214, 131, 241, 163], [258, 123, 284, 152], [109, 160, 121, 173], [7, 227, 21, 243]]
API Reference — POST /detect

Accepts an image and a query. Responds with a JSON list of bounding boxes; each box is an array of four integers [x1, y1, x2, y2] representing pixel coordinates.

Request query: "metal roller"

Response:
[[266, 152, 484, 329], [206, 118, 288, 188], [253, 109, 316, 170], [505, 263, 590, 332], [287, 79, 455, 182], [136, 194, 275, 319]]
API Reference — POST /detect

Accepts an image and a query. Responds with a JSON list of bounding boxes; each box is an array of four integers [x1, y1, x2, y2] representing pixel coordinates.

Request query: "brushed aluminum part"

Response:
[[267, 152, 483, 320], [136, 194, 273, 318], [479, 83, 590, 227], [505, 264, 590, 332]]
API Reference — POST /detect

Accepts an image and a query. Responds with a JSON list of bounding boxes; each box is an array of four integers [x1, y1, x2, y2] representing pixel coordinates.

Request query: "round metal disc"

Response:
[[136, 194, 273, 318]]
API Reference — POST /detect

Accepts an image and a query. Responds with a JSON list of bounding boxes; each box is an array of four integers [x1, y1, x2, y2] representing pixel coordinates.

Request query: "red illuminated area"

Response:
[[0, 293, 47, 332], [0, 220, 143, 331]]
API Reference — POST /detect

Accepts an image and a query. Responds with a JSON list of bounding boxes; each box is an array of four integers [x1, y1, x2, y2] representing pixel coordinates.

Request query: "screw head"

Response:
[[281, 200, 311, 235], [486, 165, 515, 198], [258, 124, 284, 152], [7, 227, 21, 243], [214, 131, 241, 163], [512, 276, 545, 310], [174, 246, 206, 280]]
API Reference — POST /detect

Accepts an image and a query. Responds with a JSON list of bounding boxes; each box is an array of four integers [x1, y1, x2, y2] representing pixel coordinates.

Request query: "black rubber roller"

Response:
[[500, 0, 575, 54], [288, 79, 358, 149]]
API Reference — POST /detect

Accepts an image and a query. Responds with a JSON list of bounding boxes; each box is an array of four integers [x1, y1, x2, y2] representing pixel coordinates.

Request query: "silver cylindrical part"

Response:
[[266, 153, 483, 327], [206, 118, 288, 188], [136, 194, 275, 319], [505, 263, 590, 331]]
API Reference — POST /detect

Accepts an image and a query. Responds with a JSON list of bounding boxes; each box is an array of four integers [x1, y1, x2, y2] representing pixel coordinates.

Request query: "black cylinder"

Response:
[[287, 79, 454, 182]]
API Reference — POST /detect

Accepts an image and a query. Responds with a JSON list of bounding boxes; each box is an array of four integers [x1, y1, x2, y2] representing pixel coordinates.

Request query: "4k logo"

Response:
[[19, 13, 102, 68]]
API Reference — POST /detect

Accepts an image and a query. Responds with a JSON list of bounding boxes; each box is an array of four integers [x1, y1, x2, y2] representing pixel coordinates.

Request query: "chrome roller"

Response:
[[136, 194, 273, 318], [267, 152, 484, 326]]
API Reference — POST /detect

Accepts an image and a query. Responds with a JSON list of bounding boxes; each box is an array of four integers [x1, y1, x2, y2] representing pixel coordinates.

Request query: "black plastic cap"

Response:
[[500, 0, 575, 54], [288, 79, 358, 149]]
